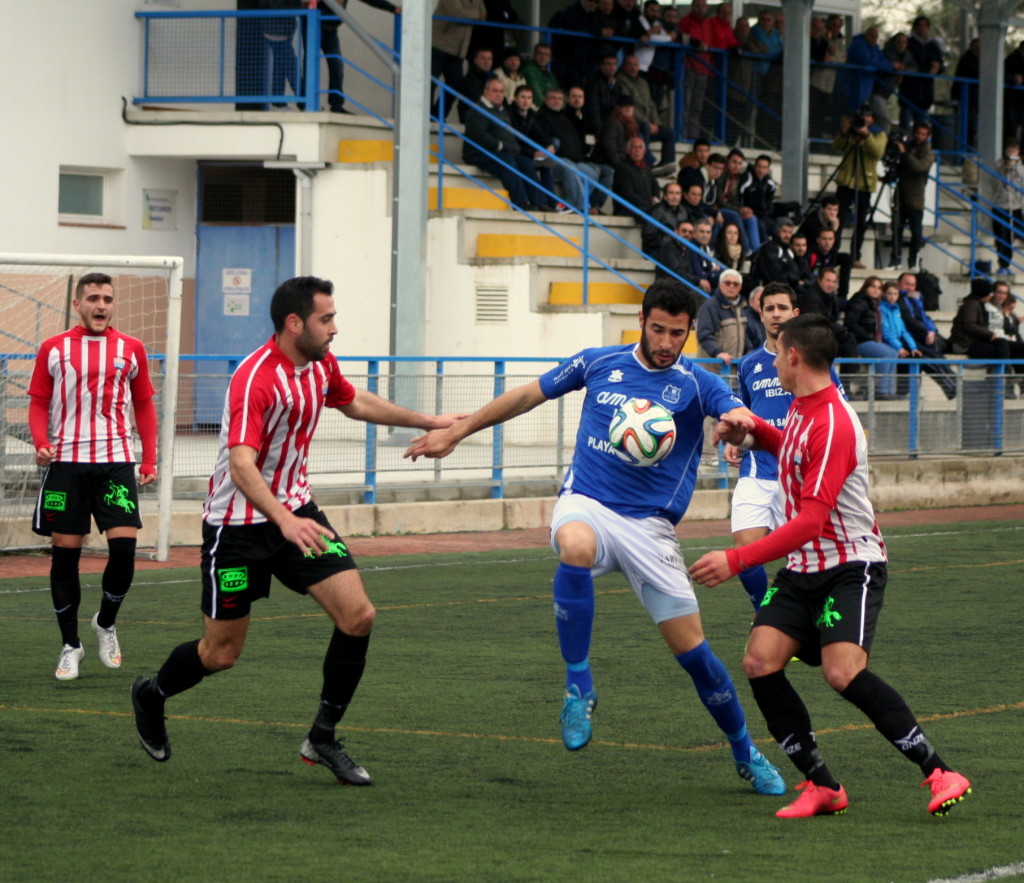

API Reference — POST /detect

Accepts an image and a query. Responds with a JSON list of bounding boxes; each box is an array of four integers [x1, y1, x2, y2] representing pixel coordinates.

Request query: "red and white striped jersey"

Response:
[[776, 385, 886, 572], [203, 337, 356, 526], [28, 326, 155, 464]]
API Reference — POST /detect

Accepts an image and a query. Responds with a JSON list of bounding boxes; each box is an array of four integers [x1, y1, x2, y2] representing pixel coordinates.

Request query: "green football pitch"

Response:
[[1, 519, 1022, 883]]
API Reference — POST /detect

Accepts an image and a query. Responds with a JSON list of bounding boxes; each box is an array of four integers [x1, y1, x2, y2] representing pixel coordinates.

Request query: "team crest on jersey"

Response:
[[114, 358, 125, 370], [322, 384, 329, 396], [608, 370, 623, 383], [662, 384, 681, 405], [753, 362, 763, 373]]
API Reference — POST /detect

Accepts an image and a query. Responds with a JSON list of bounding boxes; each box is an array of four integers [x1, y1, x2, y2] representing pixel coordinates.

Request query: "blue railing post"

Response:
[[491, 360, 506, 498], [907, 363, 921, 457], [716, 361, 733, 489], [364, 360, 380, 503], [582, 182, 591, 305], [994, 362, 1005, 455], [303, 9, 321, 111]]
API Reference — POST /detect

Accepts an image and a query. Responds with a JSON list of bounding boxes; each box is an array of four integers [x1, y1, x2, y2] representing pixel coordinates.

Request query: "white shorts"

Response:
[[730, 476, 784, 534], [549, 493, 699, 624]]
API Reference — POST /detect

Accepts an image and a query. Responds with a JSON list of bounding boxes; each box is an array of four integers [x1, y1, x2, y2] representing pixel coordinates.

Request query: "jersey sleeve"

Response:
[[226, 363, 274, 450], [27, 341, 56, 403], [324, 356, 357, 408], [539, 350, 591, 399], [694, 363, 744, 417], [128, 339, 156, 402]]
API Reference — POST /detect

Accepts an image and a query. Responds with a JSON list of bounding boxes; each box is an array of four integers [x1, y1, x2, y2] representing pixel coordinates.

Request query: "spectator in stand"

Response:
[[236, 0, 269, 112], [585, 54, 624, 137], [995, 284, 1024, 395], [750, 218, 800, 290], [696, 268, 759, 364], [596, 94, 643, 166], [842, 27, 892, 115], [680, 180, 713, 228], [654, 220, 699, 283], [809, 17, 834, 135], [1006, 43, 1024, 146], [891, 122, 934, 271], [808, 227, 852, 307], [618, 54, 676, 171], [749, 10, 783, 141], [685, 1, 739, 140], [466, 0, 521, 62], [508, 85, 551, 203], [689, 220, 721, 291], [703, 154, 741, 240], [951, 278, 1009, 361], [878, 32, 911, 132], [798, 195, 844, 254], [460, 47, 496, 120], [826, 14, 848, 117], [678, 139, 711, 189], [549, 0, 599, 89], [522, 44, 561, 112], [832, 106, 887, 268], [613, 135, 660, 218], [789, 234, 816, 292], [901, 16, 944, 129], [431, 0, 487, 122], [614, 0, 646, 42], [564, 85, 597, 150], [263, 4, 301, 108], [897, 272, 957, 400], [879, 280, 922, 361], [463, 78, 550, 212], [715, 221, 749, 274], [951, 39, 980, 149], [992, 139, 1024, 274], [797, 267, 857, 367], [637, 0, 674, 106], [493, 49, 527, 105], [593, 0, 624, 60], [677, 0, 713, 140], [739, 154, 777, 247], [845, 276, 902, 399], [731, 15, 768, 141], [643, 182, 687, 254], [718, 148, 760, 252], [534, 87, 614, 214]]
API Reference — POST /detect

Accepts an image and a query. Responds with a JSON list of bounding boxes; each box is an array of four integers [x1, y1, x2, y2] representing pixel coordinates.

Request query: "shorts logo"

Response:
[[217, 567, 249, 592], [104, 481, 136, 514], [324, 537, 349, 557], [43, 491, 67, 511], [815, 595, 843, 628], [760, 586, 779, 607]]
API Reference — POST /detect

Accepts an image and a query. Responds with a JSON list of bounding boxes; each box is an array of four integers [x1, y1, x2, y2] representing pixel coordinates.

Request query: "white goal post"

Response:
[[0, 253, 183, 561]]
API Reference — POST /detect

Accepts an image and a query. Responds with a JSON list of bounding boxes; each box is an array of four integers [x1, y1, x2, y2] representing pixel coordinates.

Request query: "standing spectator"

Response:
[[901, 16, 944, 130], [689, 219, 721, 291], [549, 0, 599, 89], [637, 0, 674, 105], [613, 135, 660, 218], [522, 44, 561, 111], [738, 154, 777, 247], [655, 219, 699, 283], [715, 221, 748, 273], [618, 53, 676, 170], [585, 53, 623, 136], [431, 0, 486, 122], [493, 48, 527, 104], [696, 268, 758, 363], [463, 79, 549, 211], [809, 17, 834, 135], [994, 284, 1024, 395], [951, 38, 980, 150], [832, 106, 887, 268], [467, 0, 520, 63], [897, 272, 957, 399], [718, 148, 760, 251], [842, 27, 892, 116], [28, 273, 158, 681], [130, 276, 464, 779], [825, 14, 848, 118], [891, 122, 933, 271], [845, 276, 901, 398], [593, 0, 627, 60], [460, 46, 496, 120], [263, 2, 302, 107], [313, 0, 402, 115], [534, 87, 614, 213], [643, 181, 687, 254], [749, 10, 783, 142], [677, 0, 713, 140], [879, 32, 912, 132], [1005, 43, 1024, 145], [236, 0, 270, 111], [992, 139, 1024, 274]]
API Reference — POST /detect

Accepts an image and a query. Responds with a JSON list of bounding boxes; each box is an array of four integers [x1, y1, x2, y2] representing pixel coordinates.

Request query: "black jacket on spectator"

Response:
[[613, 159, 658, 218], [508, 105, 542, 145], [751, 237, 800, 288], [798, 207, 844, 251], [798, 281, 843, 325], [585, 73, 621, 136], [844, 291, 881, 343], [460, 65, 494, 121], [655, 240, 700, 284], [739, 171, 777, 218], [643, 202, 687, 255], [534, 105, 588, 162], [549, 1, 598, 88], [463, 98, 520, 163]]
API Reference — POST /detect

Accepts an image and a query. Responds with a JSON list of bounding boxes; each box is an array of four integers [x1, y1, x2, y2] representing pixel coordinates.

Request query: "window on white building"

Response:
[[59, 168, 119, 224]]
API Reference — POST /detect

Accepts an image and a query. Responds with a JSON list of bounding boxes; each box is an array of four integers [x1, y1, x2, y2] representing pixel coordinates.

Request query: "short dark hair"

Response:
[[707, 152, 726, 166], [727, 147, 746, 160], [641, 279, 700, 322], [821, 195, 840, 208], [755, 154, 772, 165], [912, 15, 930, 28], [818, 266, 838, 278], [761, 281, 797, 308], [514, 84, 533, 97], [693, 138, 711, 150], [270, 276, 334, 333], [75, 272, 113, 297], [778, 313, 837, 369]]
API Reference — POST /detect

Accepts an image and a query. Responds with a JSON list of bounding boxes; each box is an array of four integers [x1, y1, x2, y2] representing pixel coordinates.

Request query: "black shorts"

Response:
[[755, 561, 887, 666], [32, 462, 143, 536], [200, 503, 358, 620]]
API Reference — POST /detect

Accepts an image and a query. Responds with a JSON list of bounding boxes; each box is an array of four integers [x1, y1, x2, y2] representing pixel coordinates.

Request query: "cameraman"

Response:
[[890, 123, 934, 271], [832, 105, 887, 268]]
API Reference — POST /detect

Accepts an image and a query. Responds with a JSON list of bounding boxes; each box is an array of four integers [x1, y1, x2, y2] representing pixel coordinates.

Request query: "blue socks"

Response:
[[553, 563, 595, 695], [738, 565, 769, 610], [676, 640, 753, 763]]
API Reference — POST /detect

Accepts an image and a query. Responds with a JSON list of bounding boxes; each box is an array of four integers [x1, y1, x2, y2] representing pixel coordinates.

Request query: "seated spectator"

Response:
[[548, 0, 599, 89], [738, 154, 777, 246], [463, 79, 550, 211], [798, 195, 844, 247], [714, 221, 748, 273], [702, 153, 749, 252], [749, 217, 800, 290], [595, 94, 642, 166], [898, 271, 957, 399], [460, 47, 496, 121], [612, 135, 659, 218], [654, 220, 698, 283], [678, 180, 712, 229], [508, 85, 554, 202], [951, 278, 1009, 360], [880, 280, 922, 357], [807, 227, 852, 306], [845, 275, 902, 398], [678, 139, 711, 190], [493, 49, 527, 104], [618, 53, 676, 171], [716, 148, 760, 252], [789, 233, 816, 291], [992, 140, 1024, 274], [696, 268, 759, 365], [431, 0, 486, 121], [689, 220, 721, 292], [533, 86, 614, 213], [643, 182, 686, 254], [585, 53, 623, 135], [521, 43, 561, 111], [796, 267, 860, 387], [996, 286, 1024, 395]]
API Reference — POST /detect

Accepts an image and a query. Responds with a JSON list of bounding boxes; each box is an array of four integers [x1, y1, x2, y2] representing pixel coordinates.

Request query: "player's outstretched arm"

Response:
[[133, 395, 159, 486], [228, 445, 335, 556], [339, 388, 467, 430], [404, 380, 548, 461]]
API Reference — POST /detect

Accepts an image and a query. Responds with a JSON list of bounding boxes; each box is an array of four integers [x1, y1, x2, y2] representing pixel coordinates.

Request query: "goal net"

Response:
[[0, 253, 183, 560]]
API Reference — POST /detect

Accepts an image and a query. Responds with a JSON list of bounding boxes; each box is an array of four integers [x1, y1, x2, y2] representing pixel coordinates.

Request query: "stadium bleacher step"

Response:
[[476, 233, 580, 259]]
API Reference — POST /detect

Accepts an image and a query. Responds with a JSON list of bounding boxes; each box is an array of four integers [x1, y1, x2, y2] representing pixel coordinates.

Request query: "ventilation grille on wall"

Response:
[[475, 285, 509, 323]]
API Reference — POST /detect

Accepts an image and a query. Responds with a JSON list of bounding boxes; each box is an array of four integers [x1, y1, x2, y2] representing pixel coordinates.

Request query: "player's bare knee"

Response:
[[200, 642, 242, 672], [822, 662, 861, 692], [742, 650, 770, 680], [342, 602, 375, 636]]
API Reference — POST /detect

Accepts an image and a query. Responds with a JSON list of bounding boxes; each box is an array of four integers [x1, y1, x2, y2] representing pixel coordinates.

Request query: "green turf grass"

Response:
[[1, 520, 1021, 882]]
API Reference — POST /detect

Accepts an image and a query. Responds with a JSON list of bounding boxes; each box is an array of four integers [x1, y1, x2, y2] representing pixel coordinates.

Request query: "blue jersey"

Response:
[[539, 345, 742, 525], [736, 343, 844, 480]]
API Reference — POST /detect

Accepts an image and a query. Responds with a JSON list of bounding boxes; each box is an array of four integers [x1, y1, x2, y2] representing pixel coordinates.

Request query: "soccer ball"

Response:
[[608, 398, 676, 466]]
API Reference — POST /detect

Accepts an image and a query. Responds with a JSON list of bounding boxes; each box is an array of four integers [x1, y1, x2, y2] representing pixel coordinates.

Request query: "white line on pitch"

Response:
[[922, 861, 1024, 883]]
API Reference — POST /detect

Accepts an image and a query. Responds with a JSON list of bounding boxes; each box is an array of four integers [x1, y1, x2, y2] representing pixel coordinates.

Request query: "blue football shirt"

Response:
[[539, 344, 742, 525]]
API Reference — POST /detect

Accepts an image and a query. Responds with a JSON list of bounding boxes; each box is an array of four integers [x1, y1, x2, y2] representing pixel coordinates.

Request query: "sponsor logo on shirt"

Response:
[[595, 391, 629, 407]]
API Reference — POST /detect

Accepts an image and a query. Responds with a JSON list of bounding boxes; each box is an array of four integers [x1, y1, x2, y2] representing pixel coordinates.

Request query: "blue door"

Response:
[[193, 223, 295, 426]]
